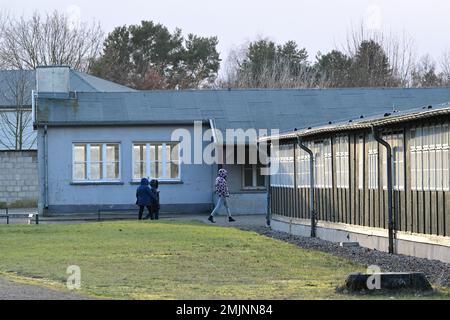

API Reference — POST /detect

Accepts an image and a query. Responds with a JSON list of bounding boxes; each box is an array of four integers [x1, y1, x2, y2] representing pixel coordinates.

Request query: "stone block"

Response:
[[339, 272, 432, 293]]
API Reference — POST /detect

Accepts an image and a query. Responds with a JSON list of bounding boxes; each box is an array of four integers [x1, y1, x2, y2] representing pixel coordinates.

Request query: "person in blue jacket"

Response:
[[136, 178, 155, 220]]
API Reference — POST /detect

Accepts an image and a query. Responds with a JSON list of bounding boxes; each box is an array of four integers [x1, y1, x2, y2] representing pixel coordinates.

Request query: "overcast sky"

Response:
[[2, 0, 449, 72]]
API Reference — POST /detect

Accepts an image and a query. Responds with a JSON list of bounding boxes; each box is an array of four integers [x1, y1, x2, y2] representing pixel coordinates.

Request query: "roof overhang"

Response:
[[260, 104, 450, 142]]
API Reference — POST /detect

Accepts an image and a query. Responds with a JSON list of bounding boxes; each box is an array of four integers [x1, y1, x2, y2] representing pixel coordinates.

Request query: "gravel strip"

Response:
[[0, 277, 93, 300], [240, 225, 450, 288]]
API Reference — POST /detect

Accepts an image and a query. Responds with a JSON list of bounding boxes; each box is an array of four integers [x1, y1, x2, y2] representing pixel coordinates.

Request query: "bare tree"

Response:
[[219, 39, 327, 89], [441, 51, 450, 86], [0, 70, 35, 150], [411, 54, 443, 88], [342, 22, 417, 87], [0, 11, 104, 71]]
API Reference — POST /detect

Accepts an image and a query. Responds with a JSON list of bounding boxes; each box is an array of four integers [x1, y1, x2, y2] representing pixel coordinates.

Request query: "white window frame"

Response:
[[368, 134, 378, 190], [410, 124, 450, 191], [271, 144, 294, 188], [296, 143, 311, 188], [313, 139, 332, 189], [358, 136, 364, 190], [242, 164, 267, 190], [132, 142, 181, 181], [72, 142, 121, 182], [335, 135, 349, 189], [381, 133, 404, 191]]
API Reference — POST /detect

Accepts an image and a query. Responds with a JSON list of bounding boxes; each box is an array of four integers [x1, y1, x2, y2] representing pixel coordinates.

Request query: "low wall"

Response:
[[271, 215, 450, 264], [0, 150, 38, 206]]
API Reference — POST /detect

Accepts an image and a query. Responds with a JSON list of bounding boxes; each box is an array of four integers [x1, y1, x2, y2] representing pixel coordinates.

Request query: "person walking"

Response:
[[208, 168, 235, 223], [136, 178, 154, 220]]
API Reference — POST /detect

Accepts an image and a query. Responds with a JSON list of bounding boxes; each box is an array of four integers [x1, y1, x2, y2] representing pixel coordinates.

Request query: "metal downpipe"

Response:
[[44, 125, 49, 209], [297, 136, 316, 237], [372, 127, 395, 254]]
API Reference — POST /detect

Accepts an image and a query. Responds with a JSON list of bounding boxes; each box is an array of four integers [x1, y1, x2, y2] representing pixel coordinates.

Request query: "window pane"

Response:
[[107, 144, 119, 162], [244, 167, 253, 187], [90, 162, 102, 180], [170, 161, 179, 179], [133, 162, 146, 180], [74, 145, 86, 162], [166, 144, 171, 162], [73, 163, 86, 180], [150, 145, 157, 162], [256, 167, 266, 187], [107, 163, 119, 179], [90, 144, 102, 162], [133, 145, 145, 162], [171, 144, 179, 161], [151, 162, 162, 178]]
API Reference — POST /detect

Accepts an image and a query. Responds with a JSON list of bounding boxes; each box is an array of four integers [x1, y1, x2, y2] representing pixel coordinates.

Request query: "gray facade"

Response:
[[38, 125, 215, 213]]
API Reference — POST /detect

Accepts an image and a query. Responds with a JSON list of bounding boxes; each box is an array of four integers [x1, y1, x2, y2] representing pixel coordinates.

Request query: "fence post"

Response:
[[6, 207, 9, 225]]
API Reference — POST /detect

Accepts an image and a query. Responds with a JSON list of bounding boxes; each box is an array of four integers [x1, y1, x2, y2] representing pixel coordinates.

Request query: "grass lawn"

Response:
[[0, 220, 449, 300]]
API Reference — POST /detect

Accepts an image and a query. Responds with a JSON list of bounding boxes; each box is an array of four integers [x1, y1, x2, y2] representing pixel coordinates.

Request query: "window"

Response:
[[72, 143, 120, 182], [270, 144, 294, 187], [243, 164, 266, 189], [296, 143, 311, 188], [324, 140, 333, 189], [335, 135, 349, 189], [293, 140, 332, 189], [312, 139, 332, 189], [358, 136, 364, 190], [368, 134, 378, 189], [410, 124, 449, 191], [133, 142, 180, 180], [381, 133, 404, 191]]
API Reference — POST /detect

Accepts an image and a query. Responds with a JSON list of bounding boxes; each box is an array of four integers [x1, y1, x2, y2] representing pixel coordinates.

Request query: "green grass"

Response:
[[0, 220, 448, 300]]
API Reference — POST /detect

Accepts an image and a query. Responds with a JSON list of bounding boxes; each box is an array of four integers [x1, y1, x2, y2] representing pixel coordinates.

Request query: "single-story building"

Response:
[[33, 66, 450, 217], [261, 104, 450, 263], [0, 68, 133, 206]]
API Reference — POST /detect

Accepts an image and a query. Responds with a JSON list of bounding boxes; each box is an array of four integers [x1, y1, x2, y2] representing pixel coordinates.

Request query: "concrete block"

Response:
[[340, 272, 432, 293]]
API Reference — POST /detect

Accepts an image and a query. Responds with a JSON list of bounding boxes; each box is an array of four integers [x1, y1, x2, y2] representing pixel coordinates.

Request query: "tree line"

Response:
[[1, 10, 449, 150], [1, 11, 449, 90]]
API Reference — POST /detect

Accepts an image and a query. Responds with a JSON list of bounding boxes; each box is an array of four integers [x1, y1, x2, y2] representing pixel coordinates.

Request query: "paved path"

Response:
[[0, 277, 91, 300], [166, 213, 267, 228]]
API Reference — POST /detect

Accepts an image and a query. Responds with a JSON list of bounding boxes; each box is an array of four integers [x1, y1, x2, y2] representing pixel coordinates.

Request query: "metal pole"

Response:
[[297, 136, 316, 237], [6, 207, 9, 225], [373, 127, 394, 254], [44, 125, 49, 209], [266, 173, 271, 227]]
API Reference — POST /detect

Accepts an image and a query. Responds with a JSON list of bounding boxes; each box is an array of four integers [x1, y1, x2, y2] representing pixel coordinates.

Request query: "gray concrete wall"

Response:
[[0, 150, 38, 205], [271, 217, 450, 264]]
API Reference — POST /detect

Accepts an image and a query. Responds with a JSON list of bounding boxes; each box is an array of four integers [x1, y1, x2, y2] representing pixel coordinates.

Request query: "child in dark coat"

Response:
[[147, 179, 160, 220]]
